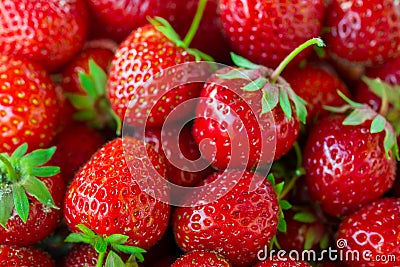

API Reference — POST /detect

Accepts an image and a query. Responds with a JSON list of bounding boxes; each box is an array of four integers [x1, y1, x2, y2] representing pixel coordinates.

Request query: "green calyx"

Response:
[[66, 59, 122, 135], [216, 38, 326, 124], [147, 0, 214, 62], [65, 224, 146, 267], [0, 143, 59, 228], [324, 90, 399, 160]]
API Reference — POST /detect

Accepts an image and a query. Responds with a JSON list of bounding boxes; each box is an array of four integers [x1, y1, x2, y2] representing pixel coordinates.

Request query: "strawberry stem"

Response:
[[270, 38, 325, 83], [183, 0, 208, 47], [96, 251, 106, 267], [0, 154, 16, 181]]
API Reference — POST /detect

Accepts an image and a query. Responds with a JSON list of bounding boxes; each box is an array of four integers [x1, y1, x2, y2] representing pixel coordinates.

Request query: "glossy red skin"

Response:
[[0, 245, 55, 267], [172, 170, 279, 267], [49, 123, 107, 182], [325, 0, 400, 65], [0, 174, 65, 246], [0, 0, 88, 72], [283, 64, 350, 125], [64, 137, 170, 250], [107, 24, 204, 128], [354, 55, 400, 112], [61, 244, 98, 267], [87, 0, 183, 42], [193, 67, 299, 170], [277, 210, 328, 253], [0, 56, 60, 153], [337, 198, 400, 267], [171, 250, 232, 267], [254, 257, 312, 267], [303, 115, 396, 217], [218, 0, 325, 69], [138, 125, 214, 187]]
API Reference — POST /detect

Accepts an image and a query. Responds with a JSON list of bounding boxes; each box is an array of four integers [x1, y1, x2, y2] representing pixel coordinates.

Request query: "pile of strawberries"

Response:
[[0, 0, 399, 266]]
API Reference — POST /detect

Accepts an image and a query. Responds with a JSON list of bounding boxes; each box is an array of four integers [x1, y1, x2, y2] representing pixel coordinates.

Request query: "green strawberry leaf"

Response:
[[104, 234, 129, 245], [89, 59, 108, 96], [148, 16, 185, 47], [320, 233, 330, 250], [22, 176, 58, 209], [293, 212, 316, 223], [275, 182, 285, 196], [105, 251, 126, 267], [370, 115, 386, 134], [342, 109, 372, 126], [337, 90, 364, 109], [64, 233, 93, 244], [94, 237, 108, 254], [12, 185, 29, 223], [242, 77, 268, 92], [291, 94, 308, 124], [31, 166, 60, 177], [277, 217, 287, 232], [73, 110, 97, 121], [112, 244, 146, 262], [0, 190, 14, 228], [279, 200, 292, 210], [267, 173, 276, 186], [78, 72, 97, 99], [304, 228, 318, 250], [216, 69, 254, 80], [76, 224, 97, 238], [65, 93, 95, 110], [279, 89, 292, 120], [11, 143, 28, 159], [22, 147, 56, 168], [230, 52, 260, 70], [261, 85, 279, 114], [362, 76, 400, 109]]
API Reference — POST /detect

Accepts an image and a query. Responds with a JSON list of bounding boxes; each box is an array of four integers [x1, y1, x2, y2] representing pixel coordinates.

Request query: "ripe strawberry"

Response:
[[336, 198, 400, 267], [64, 137, 170, 250], [107, 21, 210, 128], [136, 124, 214, 187], [303, 111, 397, 216], [0, 245, 55, 267], [0, 56, 60, 154], [325, 0, 400, 66], [283, 63, 350, 124], [0, 144, 65, 246], [49, 123, 107, 182], [171, 250, 232, 267], [218, 0, 325, 69], [0, 0, 88, 72], [254, 257, 312, 267], [61, 244, 99, 267], [172, 170, 279, 267], [192, 44, 318, 170]]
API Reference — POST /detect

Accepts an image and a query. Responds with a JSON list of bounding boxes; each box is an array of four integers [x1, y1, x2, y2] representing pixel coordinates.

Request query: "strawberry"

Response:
[[0, 245, 55, 267], [171, 250, 232, 267], [172, 170, 279, 267], [61, 244, 99, 267], [283, 63, 351, 124], [0, 0, 88, 72], [49, 123, 107, 182], [192, 39, 325, 170], [0, 56, 60, 154], [254, 257, 312, 267], [324, 0, 400, 66], [303, 96, 398, 216], [218, 0, 325, 69], [64, 137, 170, 251], [336, 198, 400, 267], [0, 144, 64, 246], [135, 124, 214, 187]]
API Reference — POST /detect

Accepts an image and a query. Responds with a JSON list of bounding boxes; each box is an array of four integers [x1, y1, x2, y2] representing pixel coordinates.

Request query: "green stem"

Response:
[[279, 167, 305, 200], [293, 142, 303, 170], [183, 0, 208, 47], [96, 251, 106, 267], [379, 82, 389, 116], [0, 155, 16, 181], [270, 38, 325, 83]]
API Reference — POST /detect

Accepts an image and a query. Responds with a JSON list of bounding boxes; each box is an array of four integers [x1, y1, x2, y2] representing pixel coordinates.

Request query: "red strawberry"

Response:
[[0, 144, 65, 246], [136, 124, 214, 187], [107, 21, 210, 128], [325, 0, 400, 66], [64, 137, 170, 250], [0, 0, 88, 72], [254, 256, 312, 267], [283, 63, 351, 124], [49, 123, 107, 182], [172, 170, 279, 267], [0, 56, 60, 153], [61, 244, 98, 267], [303, 112, 397, 216], [218, 0, 325, 69], [336, 198, 400, 267], [0, 245, 55, 267], [171, 250, 232, 267]]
